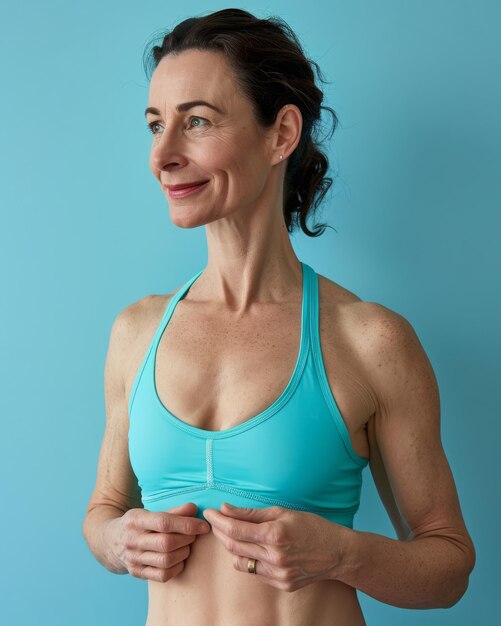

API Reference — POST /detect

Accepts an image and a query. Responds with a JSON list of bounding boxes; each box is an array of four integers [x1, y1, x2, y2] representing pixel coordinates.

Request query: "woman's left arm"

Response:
[[329, 305, 476, 609]]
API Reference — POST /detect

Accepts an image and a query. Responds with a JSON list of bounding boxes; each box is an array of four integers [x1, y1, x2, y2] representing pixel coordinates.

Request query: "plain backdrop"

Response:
[[1, 1, 499, 624]]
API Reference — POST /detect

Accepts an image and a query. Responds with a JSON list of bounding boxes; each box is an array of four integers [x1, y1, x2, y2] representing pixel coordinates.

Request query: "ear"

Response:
[[272, 104, 303, 164]]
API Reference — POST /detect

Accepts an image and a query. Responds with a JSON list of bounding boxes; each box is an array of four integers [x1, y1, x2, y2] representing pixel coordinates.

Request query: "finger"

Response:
[[138, 530, 198, 552], [166, 502, 199, 515], [130, 544, 191, 570], [135, 510, 210, 536], [210, 523, 271, 564], [220, 503, 283, 524], [231, 554, 286, 585], [203, 509, 268, 544], [130, 560, 185, 583]]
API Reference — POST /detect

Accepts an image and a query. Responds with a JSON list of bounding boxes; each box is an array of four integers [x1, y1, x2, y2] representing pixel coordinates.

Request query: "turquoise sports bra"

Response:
[[128, 261, 369, 529]]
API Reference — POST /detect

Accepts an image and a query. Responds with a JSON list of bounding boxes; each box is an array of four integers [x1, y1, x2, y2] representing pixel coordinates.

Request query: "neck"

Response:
[[197, 210, 302, 313]]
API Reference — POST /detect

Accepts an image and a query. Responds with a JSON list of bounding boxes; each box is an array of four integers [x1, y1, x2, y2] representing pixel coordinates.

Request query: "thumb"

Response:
[[166, 501, 198, 515], [220, 502, 281, 521]]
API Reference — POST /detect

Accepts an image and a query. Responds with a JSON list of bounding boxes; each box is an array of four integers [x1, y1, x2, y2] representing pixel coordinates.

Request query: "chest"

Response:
[[133, 291, 372, 461]]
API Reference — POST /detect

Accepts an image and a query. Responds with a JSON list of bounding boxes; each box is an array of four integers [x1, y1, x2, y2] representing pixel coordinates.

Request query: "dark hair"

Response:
[[142, 8, 338, 237]]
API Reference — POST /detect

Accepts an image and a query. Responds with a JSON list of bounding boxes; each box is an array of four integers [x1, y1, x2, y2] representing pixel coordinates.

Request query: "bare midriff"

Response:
[[144, 530, 366, 626]]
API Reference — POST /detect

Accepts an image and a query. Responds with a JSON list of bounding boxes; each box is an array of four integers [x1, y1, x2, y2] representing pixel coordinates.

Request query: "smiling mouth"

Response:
[[166, 180, 209, 198], [164, 179, 209, 190]]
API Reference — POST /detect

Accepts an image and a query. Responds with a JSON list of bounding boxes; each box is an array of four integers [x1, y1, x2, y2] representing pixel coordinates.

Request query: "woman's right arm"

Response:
[[82, 301, 144, 574]]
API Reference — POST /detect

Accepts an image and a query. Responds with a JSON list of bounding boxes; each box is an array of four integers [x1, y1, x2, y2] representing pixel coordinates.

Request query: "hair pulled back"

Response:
[[143, 8, 338, 237]]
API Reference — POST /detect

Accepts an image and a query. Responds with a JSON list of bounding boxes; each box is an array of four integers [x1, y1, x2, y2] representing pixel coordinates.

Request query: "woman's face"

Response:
[[146, 49, 275, 229]]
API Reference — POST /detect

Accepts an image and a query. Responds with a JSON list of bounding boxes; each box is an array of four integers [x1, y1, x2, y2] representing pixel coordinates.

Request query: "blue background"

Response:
[[1, 1, 499, 624]]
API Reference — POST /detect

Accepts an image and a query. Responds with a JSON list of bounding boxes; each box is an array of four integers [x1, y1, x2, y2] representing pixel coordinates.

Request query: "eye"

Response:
[[188, 116, 208, 129], [145, 116, 208, 135], [145, 121, 162, 135]]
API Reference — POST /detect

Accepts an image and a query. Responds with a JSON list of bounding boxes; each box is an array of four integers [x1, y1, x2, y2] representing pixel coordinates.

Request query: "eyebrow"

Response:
[[144, 100, 224, 118]]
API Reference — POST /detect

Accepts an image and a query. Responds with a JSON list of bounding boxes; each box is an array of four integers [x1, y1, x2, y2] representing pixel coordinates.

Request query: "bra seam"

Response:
[[141, 484, 361, 514]]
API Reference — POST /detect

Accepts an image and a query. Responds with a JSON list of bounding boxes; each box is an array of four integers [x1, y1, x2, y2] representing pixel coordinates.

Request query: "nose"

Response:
[[150, 125, 187, 171]]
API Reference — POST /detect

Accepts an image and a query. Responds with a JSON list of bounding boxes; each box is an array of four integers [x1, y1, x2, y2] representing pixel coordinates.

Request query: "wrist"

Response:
[[326, 524, 360, 582], [102, 516, 128, 575]]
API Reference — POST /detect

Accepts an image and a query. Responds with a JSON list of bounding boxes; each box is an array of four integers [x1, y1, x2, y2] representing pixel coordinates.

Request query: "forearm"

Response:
[[331, 527, 472, 609], [82, 505, 128, 575]]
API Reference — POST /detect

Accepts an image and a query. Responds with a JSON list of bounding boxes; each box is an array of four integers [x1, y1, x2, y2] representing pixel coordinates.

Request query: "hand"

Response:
[[202, 503, 348, 592], [107, 502, 211, 582]]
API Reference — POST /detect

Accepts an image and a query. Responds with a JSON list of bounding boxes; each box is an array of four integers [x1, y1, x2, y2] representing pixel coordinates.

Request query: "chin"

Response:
[[169, 204, 223, 229], [169, 210, 211, 230]]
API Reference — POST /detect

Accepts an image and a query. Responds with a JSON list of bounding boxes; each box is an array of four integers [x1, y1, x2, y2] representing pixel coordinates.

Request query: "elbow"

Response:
[[443, 574, 471, 608], [443, 551, 476, 608]]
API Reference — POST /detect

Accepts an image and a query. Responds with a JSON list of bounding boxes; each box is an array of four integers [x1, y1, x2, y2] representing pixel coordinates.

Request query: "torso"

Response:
[[124, 272, 376, 626]]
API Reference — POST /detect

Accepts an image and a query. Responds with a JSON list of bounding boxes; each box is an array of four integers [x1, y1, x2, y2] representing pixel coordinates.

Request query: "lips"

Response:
[[166, 180, 210, 199], [164, 180, 209, 191]]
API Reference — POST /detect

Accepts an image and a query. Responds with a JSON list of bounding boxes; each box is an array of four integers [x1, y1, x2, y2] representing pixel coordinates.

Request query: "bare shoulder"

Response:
[[111, 291, 179, 399], [316, 272, 413, 344], [107, 294, 157, 381], [316, 271, 425, 415], [111, 293, 165, 343]]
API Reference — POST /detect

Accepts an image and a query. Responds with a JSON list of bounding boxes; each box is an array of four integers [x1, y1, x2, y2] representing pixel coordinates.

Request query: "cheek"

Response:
[[235, 152, 268, 193], [218, 142, 259, 179]]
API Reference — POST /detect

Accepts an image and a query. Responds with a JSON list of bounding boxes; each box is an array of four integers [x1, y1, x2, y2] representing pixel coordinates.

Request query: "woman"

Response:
[[83, 8, 476, 625]]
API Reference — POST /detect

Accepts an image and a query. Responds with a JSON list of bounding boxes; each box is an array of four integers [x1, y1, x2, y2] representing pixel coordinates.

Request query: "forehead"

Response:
[[149, 49, 236, 103]]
